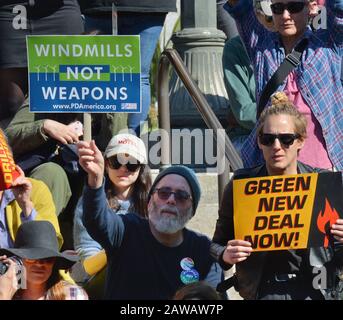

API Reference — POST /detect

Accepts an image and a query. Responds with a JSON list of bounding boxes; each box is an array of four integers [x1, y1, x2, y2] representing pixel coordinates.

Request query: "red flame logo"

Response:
[[317, 199, 339, 247]]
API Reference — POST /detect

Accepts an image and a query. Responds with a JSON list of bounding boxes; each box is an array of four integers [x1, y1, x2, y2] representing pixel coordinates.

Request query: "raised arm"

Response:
[[73, 196, 103, 259], [77, 140, 125, 252], [326, 0, 343, 52], [225, 0, 272, 60]]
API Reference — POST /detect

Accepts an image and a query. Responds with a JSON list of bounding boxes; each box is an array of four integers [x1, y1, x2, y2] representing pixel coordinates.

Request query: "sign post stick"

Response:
[[83, 113, 92, 142], [112, 3, 118, 36], [83, 4, 118, 143]]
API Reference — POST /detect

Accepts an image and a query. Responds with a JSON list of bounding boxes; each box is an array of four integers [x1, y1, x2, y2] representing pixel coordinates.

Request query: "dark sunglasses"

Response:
[[270, 1, 305, 14], [107, 155, 141, 172], [259, 133, 300, 146], [153, 187, 192, 204], [25, 257, 56, 264]]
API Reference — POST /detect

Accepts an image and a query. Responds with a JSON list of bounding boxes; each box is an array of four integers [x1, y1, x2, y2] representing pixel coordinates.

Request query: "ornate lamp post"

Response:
[[169, 0, 228, 128]]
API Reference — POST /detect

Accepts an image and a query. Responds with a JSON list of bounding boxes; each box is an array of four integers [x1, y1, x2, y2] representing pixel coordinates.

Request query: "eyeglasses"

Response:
[[107, 155, 141, 172], [259, 133, 300, 146], [153, 187, 192, 204], [24, 257, 56, 264], [270, 2, 305, 14]]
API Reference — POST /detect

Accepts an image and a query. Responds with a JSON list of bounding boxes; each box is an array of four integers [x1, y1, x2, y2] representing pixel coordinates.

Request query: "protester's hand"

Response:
[[43, 119, 79, 145], [67, 121, 83, 137], [331, 219, 343, 243], [308, 0, 319, 18], [11, 166, 33, 217], [0, 256, 18, 300], [77, 140, 104, 189], [222, 240, 253, 265]]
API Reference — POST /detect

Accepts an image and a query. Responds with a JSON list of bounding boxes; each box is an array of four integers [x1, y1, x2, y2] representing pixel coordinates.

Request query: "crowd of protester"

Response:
[[0, 0, 342, 300]]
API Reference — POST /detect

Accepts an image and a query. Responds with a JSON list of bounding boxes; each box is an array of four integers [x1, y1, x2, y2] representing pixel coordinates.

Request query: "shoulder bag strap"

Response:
[[257, 38, 308, 119]]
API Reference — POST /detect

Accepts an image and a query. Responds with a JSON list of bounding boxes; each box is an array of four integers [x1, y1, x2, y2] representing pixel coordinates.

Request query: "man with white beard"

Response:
[[77, 140, 222, 300]]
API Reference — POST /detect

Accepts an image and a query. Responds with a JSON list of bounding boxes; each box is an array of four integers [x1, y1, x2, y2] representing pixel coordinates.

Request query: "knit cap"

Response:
[[148, 165, 201, 215]]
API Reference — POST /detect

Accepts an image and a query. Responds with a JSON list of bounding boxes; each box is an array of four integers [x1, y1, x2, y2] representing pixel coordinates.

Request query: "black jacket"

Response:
[[78, 0, 177, 14], [211, 162, 343, 300]]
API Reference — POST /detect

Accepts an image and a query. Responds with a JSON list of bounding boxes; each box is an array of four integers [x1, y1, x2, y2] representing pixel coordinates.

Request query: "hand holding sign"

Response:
[[11, 166, 33, 217], [222, 240, 253, 265], [67, 121, 83, 137], [331, 219, 343, 243], [11, 166, 34, 217], [43, 119, 80, 144], [233, 172, 343, 251], [0, 134, 33, 216]]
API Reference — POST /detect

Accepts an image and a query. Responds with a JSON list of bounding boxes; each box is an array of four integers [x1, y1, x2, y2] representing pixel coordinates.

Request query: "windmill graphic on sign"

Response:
[[111, 65, 118, 81], [34, 65, 41, 82], [42, 65, 50, 81], [49, 65, 58, 81], [127, 66, 134, 82]]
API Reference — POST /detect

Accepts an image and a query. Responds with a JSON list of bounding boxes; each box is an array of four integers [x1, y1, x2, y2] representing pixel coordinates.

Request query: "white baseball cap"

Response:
[[260, 0, 273, 16], [253, 0, 274, 31], [104, 133, 147, 164]]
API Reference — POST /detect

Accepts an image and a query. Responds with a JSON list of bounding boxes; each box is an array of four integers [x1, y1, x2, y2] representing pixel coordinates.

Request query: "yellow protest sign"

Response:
[[233, 172, 343, 251]]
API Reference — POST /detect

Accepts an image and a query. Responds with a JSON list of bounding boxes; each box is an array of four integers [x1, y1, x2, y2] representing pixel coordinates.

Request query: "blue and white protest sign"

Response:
[[27, 35, 141, 113]]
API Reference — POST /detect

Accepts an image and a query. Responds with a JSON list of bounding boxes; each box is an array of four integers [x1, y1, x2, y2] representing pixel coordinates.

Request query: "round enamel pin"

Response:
[[180, 257, 194, 271], [180, 269, 200, 284]]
